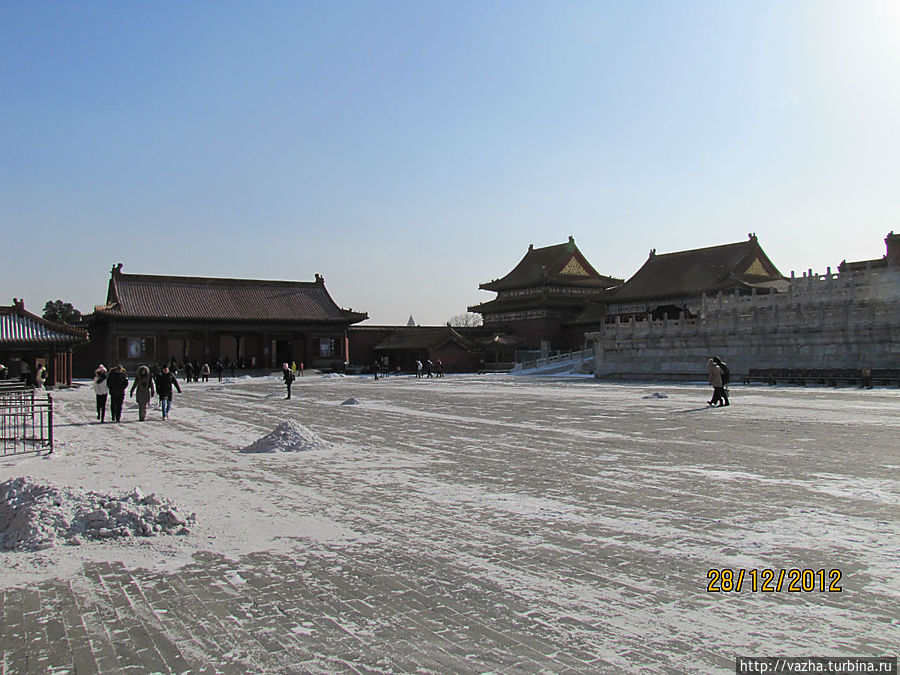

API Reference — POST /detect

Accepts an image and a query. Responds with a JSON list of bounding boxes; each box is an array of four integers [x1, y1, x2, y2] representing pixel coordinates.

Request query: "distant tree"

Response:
[[447, 312, 483, 327], [43, 300, 82, 325]]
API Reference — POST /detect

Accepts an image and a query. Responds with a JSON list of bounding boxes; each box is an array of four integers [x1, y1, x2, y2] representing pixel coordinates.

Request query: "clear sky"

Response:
[[2, 1, 898, 325]]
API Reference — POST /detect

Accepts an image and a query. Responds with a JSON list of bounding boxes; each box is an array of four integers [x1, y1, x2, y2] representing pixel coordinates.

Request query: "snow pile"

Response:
[[642, 392, 669, 399], [240, 421, 331, 454], [341, 397, 360, 406], [0, 477, 195, 551]]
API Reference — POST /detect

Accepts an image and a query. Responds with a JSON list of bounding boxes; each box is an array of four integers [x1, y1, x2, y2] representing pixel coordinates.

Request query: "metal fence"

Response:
[[0, 382, 53, 456]]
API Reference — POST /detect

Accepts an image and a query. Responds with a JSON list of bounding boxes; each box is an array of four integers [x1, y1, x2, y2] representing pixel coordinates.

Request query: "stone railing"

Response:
[[587, 265, 900, 378], [513, 347, 594, 373]]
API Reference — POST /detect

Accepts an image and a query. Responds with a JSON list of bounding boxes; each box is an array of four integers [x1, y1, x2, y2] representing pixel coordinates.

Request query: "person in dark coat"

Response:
[[106, 364, 129, 422], [282, 363, 295, 399], [707, 358, 724, 407], [184, 361, 194, 384], [712, 356, 730, 406], [129, 365, 155, 421], [92, 365, 109, 422], [154, 367, 182, 420]]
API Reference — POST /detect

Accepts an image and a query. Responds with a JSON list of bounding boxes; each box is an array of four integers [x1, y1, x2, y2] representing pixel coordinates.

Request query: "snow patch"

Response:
[[240, 421, 331, 454], [0, 477, 196, 551]]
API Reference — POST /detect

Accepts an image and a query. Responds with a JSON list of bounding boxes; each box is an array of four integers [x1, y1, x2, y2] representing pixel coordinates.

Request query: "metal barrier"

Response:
[[0, 384, 53, 456]]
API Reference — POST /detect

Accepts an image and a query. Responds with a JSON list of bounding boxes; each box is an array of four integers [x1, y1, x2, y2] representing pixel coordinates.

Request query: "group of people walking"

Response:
[[415, 359, 444, 378], [707, 356, 730, 407], [170, 357, 230, 383], [92, 363, 182, 422]]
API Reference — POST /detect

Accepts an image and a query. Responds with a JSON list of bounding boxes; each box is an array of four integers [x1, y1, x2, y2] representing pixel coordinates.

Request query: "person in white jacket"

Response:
[[92, 365, 109, 423], [33, 364, 48, 389]]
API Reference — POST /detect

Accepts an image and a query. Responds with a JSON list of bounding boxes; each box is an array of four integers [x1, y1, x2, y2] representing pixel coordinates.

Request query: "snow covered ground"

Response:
[[1, 373, 897, 673]]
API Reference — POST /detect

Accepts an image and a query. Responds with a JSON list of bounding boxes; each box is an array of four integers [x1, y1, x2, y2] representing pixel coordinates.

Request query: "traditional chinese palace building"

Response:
[[468, 237, 622, 351], [603, 234, 788, 321], [589, 232, 899, 379], [79, 264, 367, 375], [0, 299, 88, 386]]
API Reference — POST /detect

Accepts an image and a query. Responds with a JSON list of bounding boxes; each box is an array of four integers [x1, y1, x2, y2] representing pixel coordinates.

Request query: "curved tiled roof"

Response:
[[373, 327, 476, 352], [608, 237, 786, 303], [479, 238, 622, 292], [94, 267, 367, 323], [0, 302, 88, 345]]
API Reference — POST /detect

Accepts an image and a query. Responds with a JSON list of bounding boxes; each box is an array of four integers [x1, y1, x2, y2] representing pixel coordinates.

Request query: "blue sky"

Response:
[[2, 1, 898, 325]]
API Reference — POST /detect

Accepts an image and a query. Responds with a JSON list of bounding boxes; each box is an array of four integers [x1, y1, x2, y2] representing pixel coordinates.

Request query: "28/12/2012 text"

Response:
[[707, 568, 843, 593]]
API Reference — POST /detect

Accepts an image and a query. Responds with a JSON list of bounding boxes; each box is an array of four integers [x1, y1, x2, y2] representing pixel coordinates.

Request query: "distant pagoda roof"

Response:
[[479, 237, 622, 292], [91, 264, 367, 324], [373, 327, 476, 352], [608, 235, 787, 303], [0, 299, 88, 346]]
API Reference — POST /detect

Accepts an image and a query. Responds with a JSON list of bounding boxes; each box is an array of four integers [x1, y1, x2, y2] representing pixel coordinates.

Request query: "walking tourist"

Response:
[[33, 364, 48, 389], [712, 356, 730, 406], [155, 366, 182, 420], [92, 365, 109, 423], [200, 362, 211, 382], [707, 358, 724, 407], [283, 363, 295, 399], [129, 365, 155, 421], [107, 364, 129, 422]]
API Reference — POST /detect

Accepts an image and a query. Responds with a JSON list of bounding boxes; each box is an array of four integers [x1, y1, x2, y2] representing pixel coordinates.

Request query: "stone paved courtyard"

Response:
[[1, 374, 898, 674]]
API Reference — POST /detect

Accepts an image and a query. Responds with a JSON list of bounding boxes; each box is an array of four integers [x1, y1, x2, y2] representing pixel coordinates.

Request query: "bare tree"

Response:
[[447, 312, 483, 327]]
